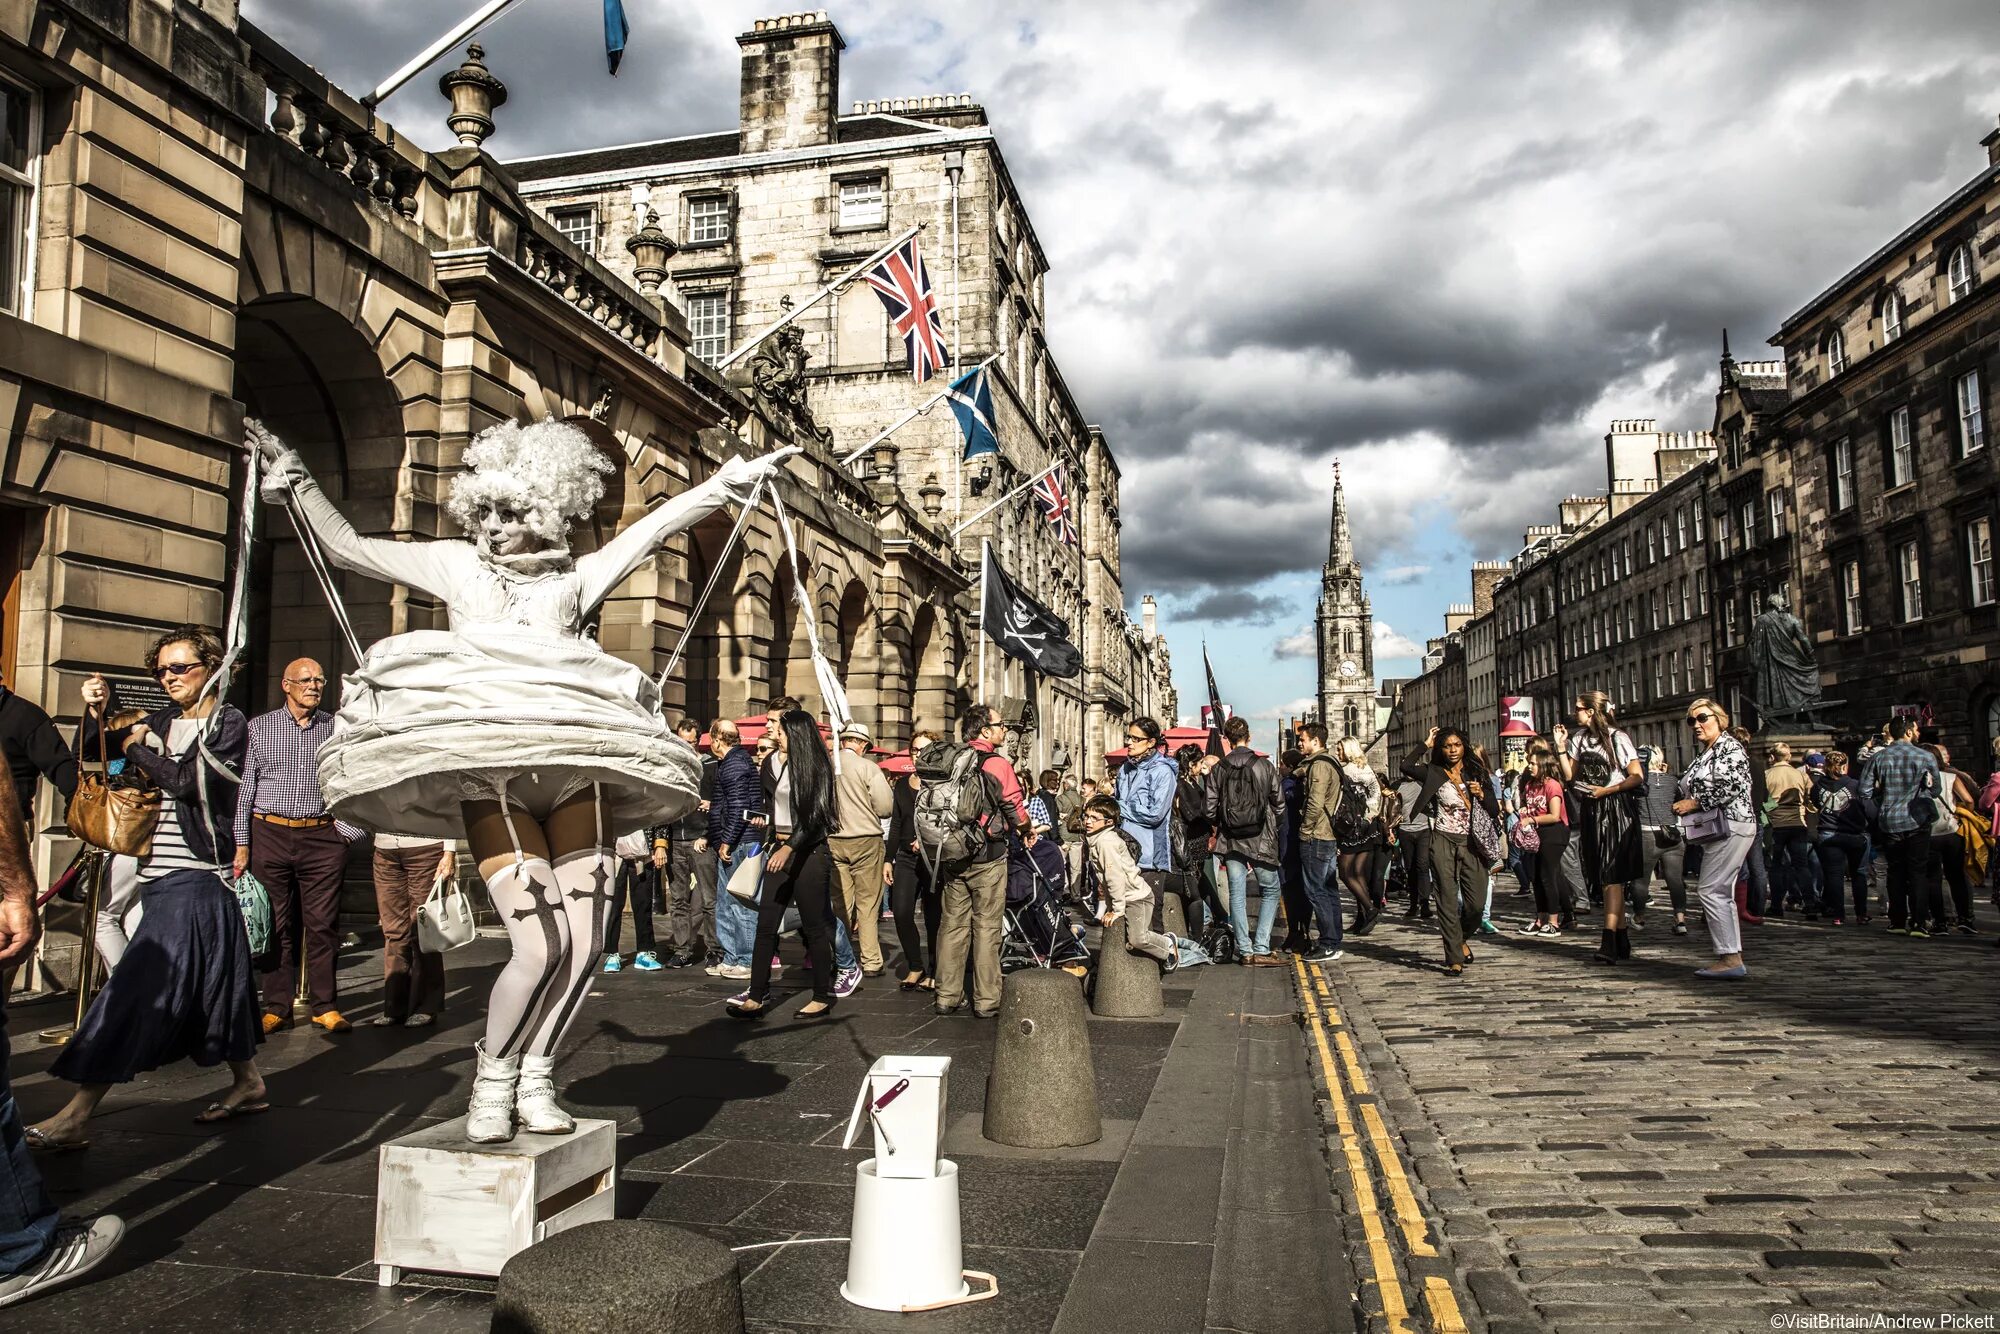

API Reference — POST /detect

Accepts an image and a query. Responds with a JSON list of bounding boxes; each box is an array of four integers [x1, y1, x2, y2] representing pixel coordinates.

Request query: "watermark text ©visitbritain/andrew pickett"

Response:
[[1771, 1317, 1998, 1331]]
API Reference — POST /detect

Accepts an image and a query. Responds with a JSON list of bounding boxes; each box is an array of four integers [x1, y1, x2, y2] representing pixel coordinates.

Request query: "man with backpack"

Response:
[[1204, 716, 1286, 965], [921, 704, 1033, 1017], [1859, 715, 1943, 936], [1294, 724, 1345, 962]]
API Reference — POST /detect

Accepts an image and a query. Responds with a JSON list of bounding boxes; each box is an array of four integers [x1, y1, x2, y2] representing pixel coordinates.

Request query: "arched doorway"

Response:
[[910, 601, 951, 736], [233, 295, 409, 713]]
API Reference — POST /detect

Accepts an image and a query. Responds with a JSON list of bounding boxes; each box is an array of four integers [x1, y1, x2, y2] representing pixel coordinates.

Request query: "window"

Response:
[[1650, 591, 1661, 630], [1697, 569, 1708, 614], [1724, 600, 1738, 646], [1739, 500, 1756, 549], [1888, 406, 1913, 487], [685, 290, 730, 362], [1949, 243, 1975, 303], [1670, 652, 1683, 695], [0, 73, 38, 316], [1692, 506, 1704, 542], [1647, 526, 1659, 563], [1679, 575, 1691, 622], [1970, 518, 1996, 608], [1959, 369, 1986, 455], [1827, 328, 1847, 377], [1719, 507, 1732, 548], [1841, 560, 1863, 634], [1676, 507, 1688, 550], [686, 195, 730, 245], [1654, 657, 1665, 698], [1832, 437, 1854, 511], [1899, 539, 1924, 622], [1883, 291, 1903, 343], [1702, 649, 1713, 688], [837, 176, 886, 229], [1767, 487, 1787, 538], [550, 206, 597, 253]]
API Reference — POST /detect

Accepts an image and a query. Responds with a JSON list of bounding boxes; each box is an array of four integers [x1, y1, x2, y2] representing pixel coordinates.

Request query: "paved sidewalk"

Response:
[[9, 915, 1351, 1332], [1305, 899, 2000, 1334]]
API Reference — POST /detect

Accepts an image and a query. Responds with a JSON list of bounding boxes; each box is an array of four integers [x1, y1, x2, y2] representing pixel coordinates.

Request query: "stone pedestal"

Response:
[[982, 969, 1101, 1148], [1092, 915, 1164, 1018], [374, 1117, 616, 1286], [1160, 891, 1188, 939], [493, 1220, 743, 1333]]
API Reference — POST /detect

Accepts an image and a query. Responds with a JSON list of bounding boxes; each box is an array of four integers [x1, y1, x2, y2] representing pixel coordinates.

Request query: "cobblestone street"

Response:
[[1302, 885, 2000, 1333]]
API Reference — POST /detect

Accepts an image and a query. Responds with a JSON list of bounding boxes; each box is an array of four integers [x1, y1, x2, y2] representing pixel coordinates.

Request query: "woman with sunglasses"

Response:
[[29, 627, 266, 1149], [1551, 690, 1644, 965], [1673, 699, 1754, 979]]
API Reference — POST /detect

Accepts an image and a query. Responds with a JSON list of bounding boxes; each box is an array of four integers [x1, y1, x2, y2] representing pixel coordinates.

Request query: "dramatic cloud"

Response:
[[1376, 565, 1432, 588], [1273, 627, 1316, 660], [1374, 623, 1423, 659], [249, 0, 2000, 633]]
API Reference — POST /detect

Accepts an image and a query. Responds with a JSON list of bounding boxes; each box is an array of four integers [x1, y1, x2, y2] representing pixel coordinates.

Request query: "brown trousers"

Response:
[[254, 820, 349, 1017], [373, 844, 448, 1020]]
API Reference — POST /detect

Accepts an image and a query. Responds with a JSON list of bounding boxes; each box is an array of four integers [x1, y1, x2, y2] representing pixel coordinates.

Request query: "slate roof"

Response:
[[505, 116, 941, 183]]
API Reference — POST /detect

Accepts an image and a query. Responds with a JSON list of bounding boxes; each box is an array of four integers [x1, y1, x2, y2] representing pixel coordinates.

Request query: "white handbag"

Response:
[[417, 863, 476, 953], [724, 834, 766, 903]]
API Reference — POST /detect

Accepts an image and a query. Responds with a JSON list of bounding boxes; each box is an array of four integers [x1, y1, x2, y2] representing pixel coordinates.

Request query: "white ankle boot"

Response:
[[466, 1041, 519, 1144], [515, 1054, 575, 1135]]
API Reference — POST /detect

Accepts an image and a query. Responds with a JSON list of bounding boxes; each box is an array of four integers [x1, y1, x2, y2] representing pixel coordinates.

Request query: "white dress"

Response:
[[277, 463, 715, 840]]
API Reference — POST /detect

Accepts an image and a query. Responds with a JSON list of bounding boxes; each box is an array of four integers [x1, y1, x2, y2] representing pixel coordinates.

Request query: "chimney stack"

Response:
[[1984, 114, 2000, 168], [1140, 595, 1157, 640], [738, 12, 844, 154]]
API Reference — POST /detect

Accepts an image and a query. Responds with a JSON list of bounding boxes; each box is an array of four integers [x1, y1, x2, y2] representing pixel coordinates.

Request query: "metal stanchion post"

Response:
[[40, 850, 106, 1045]]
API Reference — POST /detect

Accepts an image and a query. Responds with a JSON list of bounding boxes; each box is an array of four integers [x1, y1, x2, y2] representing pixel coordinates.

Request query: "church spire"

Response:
[[1327, 458, 1356, 570]]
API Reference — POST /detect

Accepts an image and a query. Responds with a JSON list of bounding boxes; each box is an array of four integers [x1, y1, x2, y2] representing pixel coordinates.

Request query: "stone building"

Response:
[[1314, 461, 1376, 744], [1767, 118, 2000, 752], [501, 10, 1163, 766], [1704, 348, 1798, 728]]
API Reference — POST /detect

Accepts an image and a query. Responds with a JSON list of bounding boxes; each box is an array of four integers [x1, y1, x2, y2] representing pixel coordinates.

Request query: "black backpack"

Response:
[[1329, 763, 1371, 844], [1217, 759, 1264, 840], [913, 741, 1000, 870]]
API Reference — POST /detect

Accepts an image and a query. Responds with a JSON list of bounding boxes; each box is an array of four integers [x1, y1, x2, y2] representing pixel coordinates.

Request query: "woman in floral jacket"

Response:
[[1673, 698, 1755, 980]]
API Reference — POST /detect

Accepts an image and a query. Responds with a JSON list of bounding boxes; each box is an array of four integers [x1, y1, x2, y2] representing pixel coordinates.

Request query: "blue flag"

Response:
[[947, 366, 999, 460], [604, 0, 629, 75]]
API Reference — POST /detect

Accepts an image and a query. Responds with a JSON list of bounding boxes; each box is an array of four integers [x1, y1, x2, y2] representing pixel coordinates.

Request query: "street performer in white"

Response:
[[249, 418, 794, 1142]]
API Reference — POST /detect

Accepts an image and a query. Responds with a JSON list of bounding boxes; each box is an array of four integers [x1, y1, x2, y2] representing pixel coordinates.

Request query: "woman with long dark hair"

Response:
[[1398, 727, 1500, 976], [728, 710, 839, 1018], [1513, 745, 1570, 936], [1552, 690, 1644, 964]]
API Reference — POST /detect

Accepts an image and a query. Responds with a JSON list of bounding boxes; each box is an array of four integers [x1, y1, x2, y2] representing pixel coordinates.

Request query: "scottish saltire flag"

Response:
[[862, 238, 949, 381], [947, 366, 999, 460], [604, 0, 629, 75], [1032, 466, 1078, 547]]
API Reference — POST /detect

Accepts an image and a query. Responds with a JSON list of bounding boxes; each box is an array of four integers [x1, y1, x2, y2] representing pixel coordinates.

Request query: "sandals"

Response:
[[25, 1127, 88, 1153], [194, 1098, 270, 1124], [899, 973, 928, 992]]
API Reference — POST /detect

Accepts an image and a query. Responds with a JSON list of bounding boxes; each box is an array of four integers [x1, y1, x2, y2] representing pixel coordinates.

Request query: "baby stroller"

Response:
[[1001, 836, 1090, 973]]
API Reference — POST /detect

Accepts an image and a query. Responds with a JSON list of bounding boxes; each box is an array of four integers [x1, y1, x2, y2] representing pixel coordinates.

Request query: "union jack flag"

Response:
[[1032, 466, 1078, 547], [861, 237, 949, 381]]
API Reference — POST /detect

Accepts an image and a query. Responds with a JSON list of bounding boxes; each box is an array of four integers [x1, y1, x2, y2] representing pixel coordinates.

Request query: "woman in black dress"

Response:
[[29, 627, 265, 1149], [1552, 690, 1645, 965]]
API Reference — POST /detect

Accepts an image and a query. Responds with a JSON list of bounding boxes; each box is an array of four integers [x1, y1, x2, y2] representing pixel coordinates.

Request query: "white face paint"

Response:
[[475, 501, 543, 558]]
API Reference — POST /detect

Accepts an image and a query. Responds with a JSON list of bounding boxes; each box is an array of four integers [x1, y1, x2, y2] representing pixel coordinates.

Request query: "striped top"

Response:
[[138, 717, 213, 882]]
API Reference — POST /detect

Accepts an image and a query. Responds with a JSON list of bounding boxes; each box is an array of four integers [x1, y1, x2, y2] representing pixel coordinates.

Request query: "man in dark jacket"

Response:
[[0, 676, 77, 823], [704, 719, 761, 980], [1204, 716, 1285, 965], [665, 717, 718, 967]]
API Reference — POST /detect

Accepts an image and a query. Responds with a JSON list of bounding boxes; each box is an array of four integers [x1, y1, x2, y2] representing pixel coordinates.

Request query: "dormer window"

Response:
[[1949, 243, 1975, 304], [1882, 290, 1902, 343], [1826, 328, 1847, 377]]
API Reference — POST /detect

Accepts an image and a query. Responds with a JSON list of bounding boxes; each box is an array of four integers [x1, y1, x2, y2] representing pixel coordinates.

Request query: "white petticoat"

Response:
[[315, 627, 700, 840]]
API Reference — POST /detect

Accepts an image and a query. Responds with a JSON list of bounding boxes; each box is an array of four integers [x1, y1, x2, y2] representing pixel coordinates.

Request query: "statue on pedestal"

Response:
[[1748, 593, 1841, 731]]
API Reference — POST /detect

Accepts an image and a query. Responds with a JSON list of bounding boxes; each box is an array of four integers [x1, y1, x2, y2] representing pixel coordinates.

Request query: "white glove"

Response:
[[246, 418, 309, 504], [713, 446, 801, 507]]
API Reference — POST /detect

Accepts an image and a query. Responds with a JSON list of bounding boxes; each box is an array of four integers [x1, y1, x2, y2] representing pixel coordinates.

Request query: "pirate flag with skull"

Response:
[[982, 548, 1083, 678]]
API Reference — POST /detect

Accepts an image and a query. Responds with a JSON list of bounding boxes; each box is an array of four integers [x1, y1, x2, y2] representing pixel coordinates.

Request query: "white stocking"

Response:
[[482, 851, 569, 1058], [525, 845, 615, 1058]]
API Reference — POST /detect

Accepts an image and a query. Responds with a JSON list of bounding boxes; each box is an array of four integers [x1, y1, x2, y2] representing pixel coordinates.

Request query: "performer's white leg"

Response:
[[466, 794, 560, 1143], [516, 785, 612, 1134]]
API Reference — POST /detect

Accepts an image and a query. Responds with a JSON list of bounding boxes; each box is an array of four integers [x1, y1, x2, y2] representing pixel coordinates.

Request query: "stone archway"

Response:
[[910, 600, 951, 737]]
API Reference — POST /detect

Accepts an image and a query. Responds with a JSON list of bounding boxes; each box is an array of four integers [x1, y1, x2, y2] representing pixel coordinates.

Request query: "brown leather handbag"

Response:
[[66, 709, 162, 857]]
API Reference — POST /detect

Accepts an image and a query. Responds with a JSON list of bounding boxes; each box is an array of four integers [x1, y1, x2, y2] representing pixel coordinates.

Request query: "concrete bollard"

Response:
[[982, 969, 1102, 1148], [492, 1220, 744, 1333], [1092, 915, 1164, 1019], [1160, 890, 1188, 939]]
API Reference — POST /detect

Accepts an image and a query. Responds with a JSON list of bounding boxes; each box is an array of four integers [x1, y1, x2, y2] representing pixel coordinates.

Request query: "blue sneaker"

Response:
[[601, 953, 623, 973], [632, 950, 664, 972]]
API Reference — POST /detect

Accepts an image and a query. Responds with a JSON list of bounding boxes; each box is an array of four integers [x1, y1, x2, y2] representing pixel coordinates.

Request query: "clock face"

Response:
[[1338, 658, 1359, 679]]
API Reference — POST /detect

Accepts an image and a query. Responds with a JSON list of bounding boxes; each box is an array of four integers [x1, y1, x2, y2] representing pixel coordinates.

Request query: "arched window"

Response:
[[1950, 244, 1975, 304], [1882, 290, 1903, 342], [1343, 629, 1356, 653], [1343, 703, 1360, 735], [1826, 328, 1846, 377]]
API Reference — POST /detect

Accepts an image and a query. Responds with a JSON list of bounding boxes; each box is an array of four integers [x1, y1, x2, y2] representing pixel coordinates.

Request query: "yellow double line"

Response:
[[1294, 956, 1467, 1334]]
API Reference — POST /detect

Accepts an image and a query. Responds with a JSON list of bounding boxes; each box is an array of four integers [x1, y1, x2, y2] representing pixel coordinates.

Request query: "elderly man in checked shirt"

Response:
[[231, 659, 362, 1033]]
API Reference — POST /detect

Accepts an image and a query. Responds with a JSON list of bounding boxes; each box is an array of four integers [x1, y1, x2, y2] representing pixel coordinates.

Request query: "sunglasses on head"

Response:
[[1686, 712, 1714, 727], [155, 662, 203, 680]]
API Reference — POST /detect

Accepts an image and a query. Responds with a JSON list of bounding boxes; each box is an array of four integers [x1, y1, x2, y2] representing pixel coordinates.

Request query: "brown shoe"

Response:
[[309, 1011, 352, 1033], [260, 1013, 290, 1036], [1247, 953, 1285, 967]]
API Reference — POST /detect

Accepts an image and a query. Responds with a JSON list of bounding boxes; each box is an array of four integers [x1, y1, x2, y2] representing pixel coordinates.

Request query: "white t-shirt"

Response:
[[1568, 728, 1639, 782], [138, 717, 210, 882]]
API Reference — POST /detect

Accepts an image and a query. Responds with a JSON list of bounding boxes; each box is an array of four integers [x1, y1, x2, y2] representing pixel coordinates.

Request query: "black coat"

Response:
[[81, 703, 248, 867], [0, 688, 78, 819], [1398, 745, 1501, 827]]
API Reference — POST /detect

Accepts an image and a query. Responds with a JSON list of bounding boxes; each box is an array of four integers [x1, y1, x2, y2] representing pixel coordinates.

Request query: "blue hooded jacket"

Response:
[[1115, 748, 1179, 872]]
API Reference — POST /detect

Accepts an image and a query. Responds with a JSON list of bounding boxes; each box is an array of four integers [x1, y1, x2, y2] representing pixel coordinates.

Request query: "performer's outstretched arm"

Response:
[[575, 447, 799, 615]]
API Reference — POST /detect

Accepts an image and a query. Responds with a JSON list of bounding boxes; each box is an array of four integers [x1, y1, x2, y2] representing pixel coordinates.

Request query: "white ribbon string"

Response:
[[656, 472, 768, 695], [280, 469, 365, 666], [767, 485, 852, 767]]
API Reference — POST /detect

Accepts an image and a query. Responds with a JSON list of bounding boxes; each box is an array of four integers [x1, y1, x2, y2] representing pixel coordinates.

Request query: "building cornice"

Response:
[[513, 126, 997, 197]]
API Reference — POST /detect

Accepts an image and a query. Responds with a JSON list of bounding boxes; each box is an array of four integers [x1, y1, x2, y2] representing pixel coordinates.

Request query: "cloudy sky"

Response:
[[247, 0, 2000, 738]]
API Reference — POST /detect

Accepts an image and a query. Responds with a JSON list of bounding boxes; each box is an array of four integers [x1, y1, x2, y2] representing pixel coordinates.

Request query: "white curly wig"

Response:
[[445, 418, 614, 550]]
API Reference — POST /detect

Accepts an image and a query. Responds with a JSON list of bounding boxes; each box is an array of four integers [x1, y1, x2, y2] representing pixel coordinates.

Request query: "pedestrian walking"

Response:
[[829, 722, 895, 976], [29, 627, 266, 1147], [887, 729, 941, 990], [1394, 770, 1433, 920], [1399, 727, 1500, 975], [1923, 743, 1978, 934], [1762, 744, 1815, 917], [1294, 723, 1344, 962], [1333, 737, 1383, 935], [1676, 698, 1754, 979], [231, 658, 361, 1034], [1205, 716, 1286, 965], [1810, 749, 1873, 925], [1513, 748, 1570, 935], [930, 704, 1033, 1017], [662, 717, 717, 967], [728, 710, 839, 1019], [1634, 747, 1689, 935], [705, 718, 761, 981], [370, 834, 452, 1026], [0, 669, 77, 823], [1860, 715, 1943, 936], [1552, 691, 1644, 965], [602, 826, 666, 972]]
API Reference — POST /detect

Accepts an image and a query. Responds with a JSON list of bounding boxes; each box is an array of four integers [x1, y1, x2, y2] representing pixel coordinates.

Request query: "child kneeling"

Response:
[[1074, 795, 1178, 969]]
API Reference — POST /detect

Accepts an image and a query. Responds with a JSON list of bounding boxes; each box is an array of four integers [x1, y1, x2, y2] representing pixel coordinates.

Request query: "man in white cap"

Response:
[[829, 722, 895, 976]]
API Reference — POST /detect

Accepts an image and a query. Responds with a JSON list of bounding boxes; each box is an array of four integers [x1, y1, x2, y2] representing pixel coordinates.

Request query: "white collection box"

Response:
[[841, 1054, 952, 1178], [373, 1117, 617, 1286]]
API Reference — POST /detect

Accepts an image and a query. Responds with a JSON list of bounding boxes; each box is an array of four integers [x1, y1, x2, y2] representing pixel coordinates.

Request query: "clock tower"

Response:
[[1315, 462, 1376, 745]]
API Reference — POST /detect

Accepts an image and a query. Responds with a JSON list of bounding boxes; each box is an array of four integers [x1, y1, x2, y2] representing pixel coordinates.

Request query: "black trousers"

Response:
[[606, 858, 657, 954], [1881, 830, 1940, 929], [889, 851, 940, 977], [1815, 834, 1868, 919], [1766, 826, 1815, 912], [1399, 833, 1432, 914], [1531, 823, 1572, 920], [1929, 832, 1971, 924], [751, 841, 836, 1003]]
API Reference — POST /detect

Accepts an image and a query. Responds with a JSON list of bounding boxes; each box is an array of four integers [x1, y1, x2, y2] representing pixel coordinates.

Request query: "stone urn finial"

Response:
[[919, 472, 945, 520], [626, 208, 679, 295], [440, 42, 508, 149]]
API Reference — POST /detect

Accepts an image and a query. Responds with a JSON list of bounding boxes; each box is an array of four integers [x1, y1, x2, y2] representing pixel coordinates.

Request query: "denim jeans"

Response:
[[714, 847, 761, 966], [1816, 833, 1869, 919], [0, 1006, 59, 1276], [1299, 837, 1343, 949], [832, 918, 859, 972], [1223, 854, 1281, 956]]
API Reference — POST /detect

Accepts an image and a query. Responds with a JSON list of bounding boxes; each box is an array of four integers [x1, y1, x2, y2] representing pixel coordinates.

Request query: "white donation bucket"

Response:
[[840, 1053, 951, 1179], [840, 1157, 969, 1311]]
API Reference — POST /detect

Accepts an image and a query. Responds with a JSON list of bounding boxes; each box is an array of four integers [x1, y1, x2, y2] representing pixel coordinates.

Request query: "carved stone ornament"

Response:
[[746, 323, 834, 449], [440, 43, 508, 149]]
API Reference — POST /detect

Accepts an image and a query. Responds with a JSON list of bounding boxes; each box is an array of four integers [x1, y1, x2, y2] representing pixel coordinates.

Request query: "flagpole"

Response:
[[978, 540, 990, 703], [362, 0, 529, 107], [714, 223, 923, 371], [839, 351, 1002, 467], [950, 460, 1059, 540]]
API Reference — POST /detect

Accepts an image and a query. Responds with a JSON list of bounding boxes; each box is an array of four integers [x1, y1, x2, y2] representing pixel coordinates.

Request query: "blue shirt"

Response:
[[1860, 741, 1939, 836]]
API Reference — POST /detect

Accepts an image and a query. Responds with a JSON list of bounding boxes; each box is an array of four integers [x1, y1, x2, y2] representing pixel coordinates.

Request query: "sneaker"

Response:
[[370, 1014, 399, 1027], [1908, 926, 1930, 939], [632, 951, 664, 972], [666, 950, 697, 968], [770, 956, 785, 980], [726, 989, 752, 1005], [1673, 921, 1689, 936], [1957, 923, 1980, 936], [714, 963, 752, 981], [1517, 922, 1546, 936], [1830, 918, 1844, 927], [1546, 923, 1564, 937], [602, 953, 623, 973], [1888, 926, 1909, 936], [404, 1012, 435, 1028], [0, 1215, 125, 1310], [1305, 945, 1343, 962], [1478, 919, 1500, 936], [833, 965, 863, 998], [309, 1011, 353, 1033]]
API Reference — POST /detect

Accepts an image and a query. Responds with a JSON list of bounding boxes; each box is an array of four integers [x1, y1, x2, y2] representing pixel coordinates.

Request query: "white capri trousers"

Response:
[[1696, 820, 1757, 957]]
